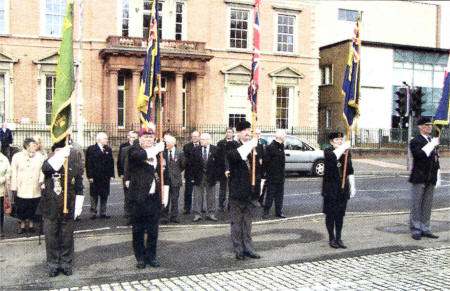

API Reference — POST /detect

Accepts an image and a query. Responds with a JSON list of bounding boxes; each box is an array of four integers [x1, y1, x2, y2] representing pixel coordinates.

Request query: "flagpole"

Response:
[[63, 134, 70, 215], [157, 75, 164, 204]]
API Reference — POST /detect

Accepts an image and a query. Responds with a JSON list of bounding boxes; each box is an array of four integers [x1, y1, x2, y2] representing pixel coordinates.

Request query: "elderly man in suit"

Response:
[[216, 127, 234, 212], [409, 117, 441, 240], [117, 131, 138, 219], [128, 128, 165, 269], [191, 133, 219, 222], [182, 130, 200, 214], [226, 121, 261, 260], [161, 135, 184, 223], [85, 132, 115, 219]]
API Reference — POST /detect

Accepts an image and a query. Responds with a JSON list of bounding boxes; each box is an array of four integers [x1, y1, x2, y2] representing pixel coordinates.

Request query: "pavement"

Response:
[[0, 156, 449, 290]]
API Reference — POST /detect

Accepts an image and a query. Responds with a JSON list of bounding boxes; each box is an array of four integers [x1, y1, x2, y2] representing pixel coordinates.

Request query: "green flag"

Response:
[[50, 0, 74, 142]]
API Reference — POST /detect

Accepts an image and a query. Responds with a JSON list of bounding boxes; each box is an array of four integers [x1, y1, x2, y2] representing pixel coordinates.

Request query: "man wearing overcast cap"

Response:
[[408, 117, 441, 240], [225, 120, 261, 260]]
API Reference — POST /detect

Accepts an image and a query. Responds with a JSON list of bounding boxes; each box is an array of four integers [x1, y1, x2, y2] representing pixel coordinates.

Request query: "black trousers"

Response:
[[43, 217, 75, 271], [218, 176, 229, 209], [122, 180, 131, 218], [263, 182, 284, 215], [132, 215, 159, 262], [183, 180, 194, 212]]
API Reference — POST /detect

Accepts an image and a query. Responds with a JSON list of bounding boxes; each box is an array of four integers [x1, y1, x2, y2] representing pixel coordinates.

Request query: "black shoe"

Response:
[[136, 261, 146, 269], [276, 213, 287, 219], [28, 227, 35, 233], [90, 214, 97, 220], [61, 268, 72, 276], [235, 252, 245, 260], [170, 217, 180, 223], [218, 207, 225, 212], [100, 215, 111, 219], [262, 213, 269, 219], [411, 233, 422, 240], [148, 259, 160, 267], [336, 240, 347, 249], [49, 269, 59, 277], [329, 240, 339, 248], [183, 210, 191, 215], [422, 231, 439, 239], [75, 217, 81, 221], [244, 251, 261, 259], [18, 227, 25, 234]]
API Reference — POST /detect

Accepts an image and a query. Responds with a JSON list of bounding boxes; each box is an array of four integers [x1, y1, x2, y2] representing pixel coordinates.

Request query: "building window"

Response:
[[276, 86, 290, 129], [320, 65, 332, 85], [0, 0, 5, 33], [45, 75, 56, 125], [175, 2, 183, 40], [118, 72, 126, 127], [325, 109, 331, 128], [44, 0, 67, 36], [338, 8, 360, 22], [144, 0, 162, 40], [277, 14, 294, 53], [182, 76, 186, 127], [0, 74, 5, 122], [229, 9, 249, 49], [122, 0, 129, 36], [229, 114, 246, 128]]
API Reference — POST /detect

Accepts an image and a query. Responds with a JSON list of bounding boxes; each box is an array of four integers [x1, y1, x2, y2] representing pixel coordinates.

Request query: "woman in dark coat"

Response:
[[321, 132, 356, 249]]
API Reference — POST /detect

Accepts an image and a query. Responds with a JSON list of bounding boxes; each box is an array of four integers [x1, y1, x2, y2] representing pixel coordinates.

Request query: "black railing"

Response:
[[5, 120, 449, 151]]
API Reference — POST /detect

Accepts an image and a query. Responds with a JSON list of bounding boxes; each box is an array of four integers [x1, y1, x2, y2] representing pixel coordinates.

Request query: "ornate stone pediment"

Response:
[[269, 66, 304, 78], [33, 52, 59, 65], [0, 52, 18, 63], [220, 63, 251, 75]]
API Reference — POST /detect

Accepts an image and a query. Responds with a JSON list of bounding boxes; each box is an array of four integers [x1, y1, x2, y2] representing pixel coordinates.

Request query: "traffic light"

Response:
[[411, 86, 425, 117], [394, 87, 408, 117]]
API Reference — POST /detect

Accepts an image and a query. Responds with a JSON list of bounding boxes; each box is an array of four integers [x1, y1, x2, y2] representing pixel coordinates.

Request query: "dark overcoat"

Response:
[[409, 135, 440, 185], [0, 128, 13, 147], [182, 142, 198, 181], [85, 144, 114, 197], [263, 140, 285, 183], [117, 141, 132, 177], [321, 146, 353, 216], [190, 145, 219, 186]]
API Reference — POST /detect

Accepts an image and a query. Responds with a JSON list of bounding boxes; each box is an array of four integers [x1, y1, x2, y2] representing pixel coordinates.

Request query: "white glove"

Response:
[[333, 141, 350, 159], [348, 174, 356, 198], [237, 138, 258, 161], [430, 137, 439, 147], [154, 142, 165, 153], [422, 138, 439, 157], [47, 145, 71, 171], [162, 185, 170, 207], [436, 169, 441, 187], [145, 142, 164, 160], [74, 195, 84, 220]]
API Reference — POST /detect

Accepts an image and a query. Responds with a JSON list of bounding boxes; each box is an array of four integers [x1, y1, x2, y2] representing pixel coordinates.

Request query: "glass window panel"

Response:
[[433, 71, 445, 88], [414, 70, 432, 87]]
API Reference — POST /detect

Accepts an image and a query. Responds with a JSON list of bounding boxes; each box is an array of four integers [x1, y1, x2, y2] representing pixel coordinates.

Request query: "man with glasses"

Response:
[[408, 117, 441, 240]]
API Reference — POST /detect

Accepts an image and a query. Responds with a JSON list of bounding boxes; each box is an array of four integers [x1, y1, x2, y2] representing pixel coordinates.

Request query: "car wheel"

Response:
[[312, 160, 325, 176]]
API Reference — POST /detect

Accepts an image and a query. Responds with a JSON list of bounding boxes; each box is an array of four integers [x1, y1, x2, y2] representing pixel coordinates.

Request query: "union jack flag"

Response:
[[248, 0, 260, 113], [433, 51, 450, 134]]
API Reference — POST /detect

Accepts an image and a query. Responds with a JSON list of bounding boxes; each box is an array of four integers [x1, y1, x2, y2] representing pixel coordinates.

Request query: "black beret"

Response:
[[417, 116, 432, 125], [51, 139, 66, 152], [328, 131, 344, 140], [235, 120, 251, 132]]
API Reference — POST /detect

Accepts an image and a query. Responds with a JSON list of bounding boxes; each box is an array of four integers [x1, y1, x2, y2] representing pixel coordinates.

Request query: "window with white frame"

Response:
[[229, 8, 249, 49], [45, 75, 56, 125], [229, 114, 246, 128], [175, 2, 183, 40], [43, 0, 67, 37], [338, 8, 359, 22], [276, 86, 291, 129], [276, 14, 295, 53], [143, 0, 163, 40], [121, 0, 129, 36], [118, 72, 126, 127], [0, 0, 5, 34], [182, 76, 186, 127], [321, 65, 332, 85], [0, 74, 5, 122]]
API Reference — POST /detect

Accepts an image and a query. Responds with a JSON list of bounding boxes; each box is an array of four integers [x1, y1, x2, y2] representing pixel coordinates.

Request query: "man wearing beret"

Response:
[[409, 117, 440, 240], [226, 120, 261, 260], [38, 139, 84, 277], [127, 128, 165, 268]]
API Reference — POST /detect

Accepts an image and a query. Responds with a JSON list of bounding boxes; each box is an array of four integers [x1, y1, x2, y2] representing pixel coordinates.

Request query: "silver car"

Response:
[[260, 134, 325, 176]]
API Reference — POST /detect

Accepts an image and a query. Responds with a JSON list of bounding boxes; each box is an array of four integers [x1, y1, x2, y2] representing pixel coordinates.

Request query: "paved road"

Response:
[[49, 246, 450, 291]]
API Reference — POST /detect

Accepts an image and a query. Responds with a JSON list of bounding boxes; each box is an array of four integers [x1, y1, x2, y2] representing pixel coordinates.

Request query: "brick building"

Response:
[[0, 0, 319, 133]]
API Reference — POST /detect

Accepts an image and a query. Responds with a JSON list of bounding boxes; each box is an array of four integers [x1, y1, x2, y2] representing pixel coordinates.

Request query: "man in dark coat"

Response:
[[409, 117, 440, 240], [161, 135, 184, 223], [0, 122, 13, 159], [216, 127, 234, 211], [117, 131, 138, 219], [38, 140, 84, 277], [226, 120, 261, 260], [128, 128, 165, 268], [262, 129, 286, 219], [85, 132, 114, 219], [182, 130, 200, 214], [191, 133, 219, 222], [321, 132, 354, 249]]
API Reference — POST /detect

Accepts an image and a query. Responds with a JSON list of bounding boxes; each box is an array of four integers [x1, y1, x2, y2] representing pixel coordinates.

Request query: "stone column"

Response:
[[174, 72, 183, 125], [130, 70, 141, 124], [108, 69, 119, 124], [195, 74, 205, 125]]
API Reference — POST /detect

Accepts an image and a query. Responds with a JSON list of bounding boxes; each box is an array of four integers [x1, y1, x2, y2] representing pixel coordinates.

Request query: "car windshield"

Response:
[[260, 135, 315, 151]]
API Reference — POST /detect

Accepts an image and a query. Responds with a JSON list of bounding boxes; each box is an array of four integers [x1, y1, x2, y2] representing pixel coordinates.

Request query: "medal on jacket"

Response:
[[53, 173, 62, 195]]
